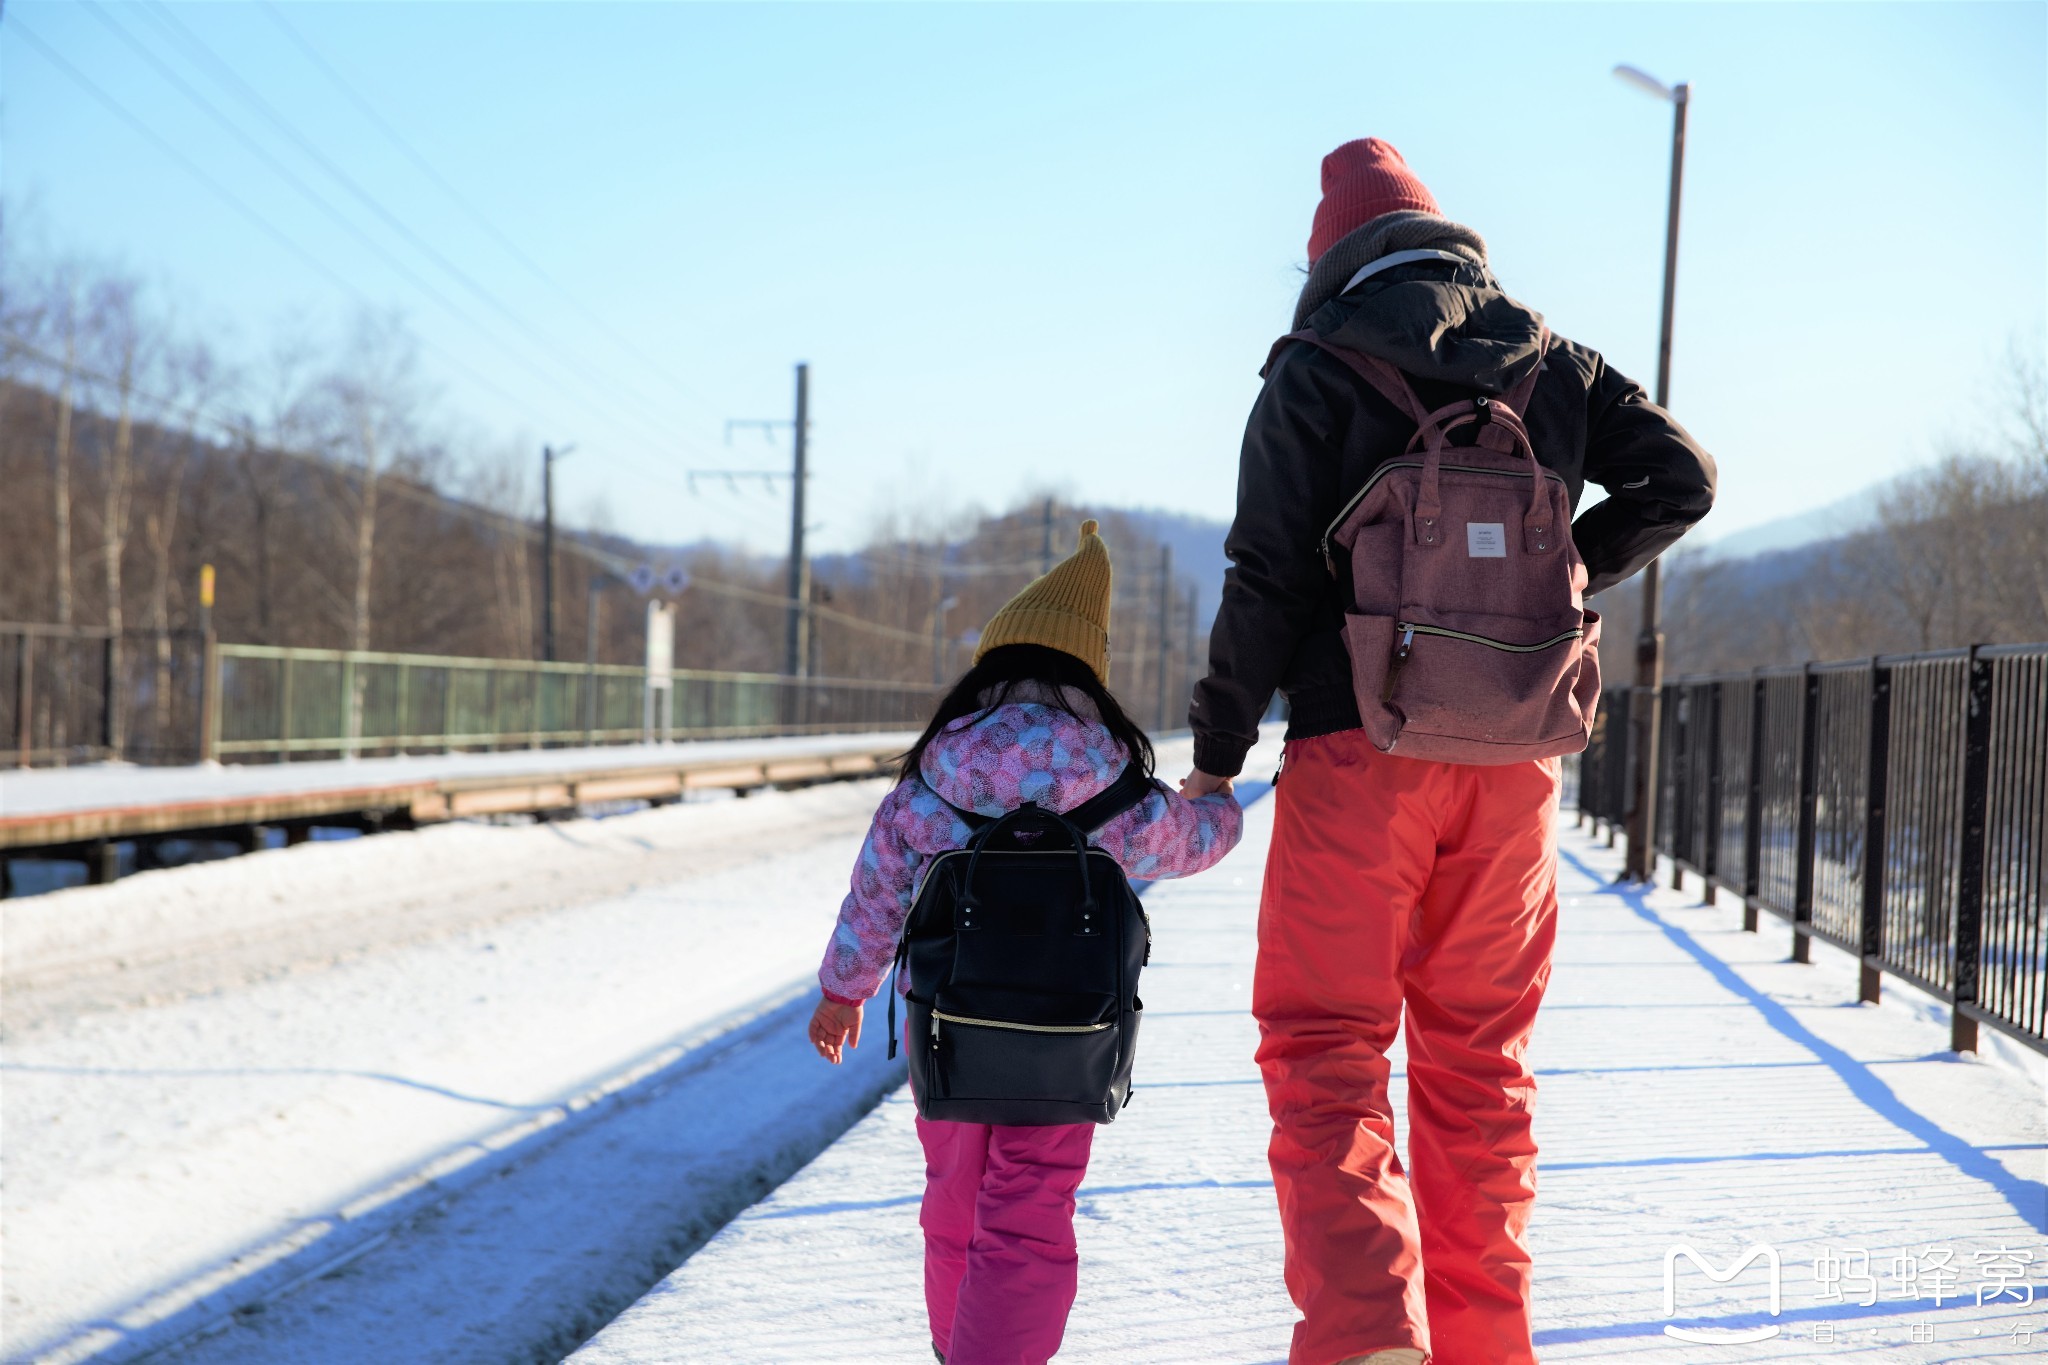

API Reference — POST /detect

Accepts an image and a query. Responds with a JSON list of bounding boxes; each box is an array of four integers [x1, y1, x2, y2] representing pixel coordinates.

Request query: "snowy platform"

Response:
[[0, 732, 911, 850], [573, 797, 2048, 1363]]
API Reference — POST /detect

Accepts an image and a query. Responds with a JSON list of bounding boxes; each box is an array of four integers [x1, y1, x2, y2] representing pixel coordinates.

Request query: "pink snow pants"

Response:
[[913, 1105, 1095, 1364]]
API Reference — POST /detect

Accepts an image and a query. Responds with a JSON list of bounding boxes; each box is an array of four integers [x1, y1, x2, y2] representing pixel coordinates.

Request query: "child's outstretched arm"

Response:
[[817, 779, 930, 1011], [1094, 781, 1244, 882]]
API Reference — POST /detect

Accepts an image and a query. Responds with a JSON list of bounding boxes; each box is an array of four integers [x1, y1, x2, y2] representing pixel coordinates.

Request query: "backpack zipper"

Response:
[[1395, 622, 1584, 652], [931, 1010, 1114, 1039], [1381, 621, 1581, 704], [1319, 462, 1569, 563], [1400, 626, 1572, 654]]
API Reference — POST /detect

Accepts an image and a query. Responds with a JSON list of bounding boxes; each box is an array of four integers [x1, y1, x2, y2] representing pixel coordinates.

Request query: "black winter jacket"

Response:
[[1189, 257, 1717, 778]]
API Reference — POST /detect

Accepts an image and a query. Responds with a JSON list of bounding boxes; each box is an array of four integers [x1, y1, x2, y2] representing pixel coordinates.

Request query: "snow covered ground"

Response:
[[574, 791, 2048, 1364], [2, 770, 924, 1364], [0, 732, 913, 819]]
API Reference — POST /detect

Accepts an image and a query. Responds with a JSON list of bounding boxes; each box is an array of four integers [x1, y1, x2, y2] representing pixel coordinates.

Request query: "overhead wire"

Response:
[[72, 1, 709, 500], [129, 0, 717, 463], [254, 0, 730, 427], [0, 17, 582, 459], [17, 6, 809, 556], [8, 19, 935, 652]]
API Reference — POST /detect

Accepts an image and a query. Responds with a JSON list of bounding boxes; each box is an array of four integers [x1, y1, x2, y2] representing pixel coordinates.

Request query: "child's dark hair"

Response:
[[898, 643, 1156, 783]]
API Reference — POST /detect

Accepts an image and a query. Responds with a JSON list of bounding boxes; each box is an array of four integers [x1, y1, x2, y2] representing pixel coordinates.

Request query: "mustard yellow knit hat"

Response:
[[974, 518, 1113, 682]]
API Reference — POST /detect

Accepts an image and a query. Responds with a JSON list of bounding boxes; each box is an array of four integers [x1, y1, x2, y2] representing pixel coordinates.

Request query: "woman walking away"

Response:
[[1184, 139, 1716, 1365], [810, 520, 1243, 1365]]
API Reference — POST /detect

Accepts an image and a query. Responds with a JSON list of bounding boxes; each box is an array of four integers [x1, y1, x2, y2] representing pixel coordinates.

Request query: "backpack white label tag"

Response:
[[1467, 523, 1507, 558]]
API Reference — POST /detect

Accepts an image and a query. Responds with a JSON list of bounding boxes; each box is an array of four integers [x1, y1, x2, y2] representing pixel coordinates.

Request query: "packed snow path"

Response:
[[575, 791, 2047, 1363]]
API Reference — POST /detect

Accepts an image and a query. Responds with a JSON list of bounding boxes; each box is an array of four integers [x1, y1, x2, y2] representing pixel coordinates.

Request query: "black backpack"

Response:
[[886, 764, 1157, 1126]]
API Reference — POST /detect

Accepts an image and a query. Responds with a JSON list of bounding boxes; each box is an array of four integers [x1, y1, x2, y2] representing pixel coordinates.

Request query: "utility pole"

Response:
[[786, 364, 810, 681], [1040, 498, 1055, 576], [1154, 544, 1173, 732], [705, 365, 809, 709], [541, 443, 575, 661], [1185, 593, 1200, 731], [1614, 65, 1690, 883]]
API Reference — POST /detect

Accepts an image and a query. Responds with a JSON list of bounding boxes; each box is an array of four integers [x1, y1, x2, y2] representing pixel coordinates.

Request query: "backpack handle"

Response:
[[955, 801, 1102, 936], [1406, 401, 1557, 554], [1269, 326, 1558, 551]]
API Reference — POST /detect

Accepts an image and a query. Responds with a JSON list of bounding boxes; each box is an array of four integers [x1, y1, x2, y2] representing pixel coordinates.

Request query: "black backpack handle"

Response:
[[955, 801, 1100, 935], [884, 764, 1156, 1060]]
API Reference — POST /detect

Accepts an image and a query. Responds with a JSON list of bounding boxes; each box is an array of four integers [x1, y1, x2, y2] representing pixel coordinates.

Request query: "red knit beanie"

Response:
[[1306, 138, 1441, 265]]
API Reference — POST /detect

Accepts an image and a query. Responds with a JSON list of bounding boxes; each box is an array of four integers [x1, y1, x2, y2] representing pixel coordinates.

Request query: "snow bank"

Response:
[[3, 777, 886, 1030], [3, 777, 894, 1363]]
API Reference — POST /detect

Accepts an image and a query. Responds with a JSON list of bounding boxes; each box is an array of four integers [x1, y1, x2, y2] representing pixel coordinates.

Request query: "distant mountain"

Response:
[[1698, 484, 1887, 561]]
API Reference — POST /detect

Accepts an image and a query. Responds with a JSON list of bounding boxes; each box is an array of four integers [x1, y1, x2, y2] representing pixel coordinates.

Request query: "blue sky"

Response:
[[5, 1, 2043, 555]]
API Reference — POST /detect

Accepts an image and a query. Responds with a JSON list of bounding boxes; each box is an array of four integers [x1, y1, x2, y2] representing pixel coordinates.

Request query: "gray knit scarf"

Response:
[[1292, 211, 1491, 330]]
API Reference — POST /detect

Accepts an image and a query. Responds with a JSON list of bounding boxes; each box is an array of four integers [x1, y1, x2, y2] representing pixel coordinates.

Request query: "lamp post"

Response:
[[1614, 63, 1690, 884]]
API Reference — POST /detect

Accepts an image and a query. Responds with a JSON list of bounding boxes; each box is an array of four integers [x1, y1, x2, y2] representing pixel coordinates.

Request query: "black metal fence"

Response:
[[1578, 643, 2047, 1057], [3, 623, 209, 767]]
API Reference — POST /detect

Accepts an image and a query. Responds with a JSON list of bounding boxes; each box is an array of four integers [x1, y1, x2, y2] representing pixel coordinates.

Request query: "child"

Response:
[[808, 520, 1243, 1365]]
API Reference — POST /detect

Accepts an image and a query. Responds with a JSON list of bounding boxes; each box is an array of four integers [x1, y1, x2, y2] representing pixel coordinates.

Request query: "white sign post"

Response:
[[644, 600, 675, 744]]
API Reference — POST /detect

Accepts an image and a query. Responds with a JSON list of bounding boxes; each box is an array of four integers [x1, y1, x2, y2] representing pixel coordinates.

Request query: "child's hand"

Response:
[[808, 995, 864, 1065]]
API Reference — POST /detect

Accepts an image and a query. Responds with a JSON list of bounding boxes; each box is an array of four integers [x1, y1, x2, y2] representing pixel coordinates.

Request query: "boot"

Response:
[[1338, 1351, 1426, 1365]]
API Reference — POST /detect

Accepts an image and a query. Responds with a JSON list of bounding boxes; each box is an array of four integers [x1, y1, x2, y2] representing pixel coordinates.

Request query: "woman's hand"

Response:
[[808, 995, 864, 1065], [1179, 769, 1235, 800]]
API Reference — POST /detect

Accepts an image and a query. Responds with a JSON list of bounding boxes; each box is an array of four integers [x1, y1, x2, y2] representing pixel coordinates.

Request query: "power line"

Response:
[[130, 0, 715, 463], [1, 17, 561, 450], [75, 1, 703, 484], [254, 0, 729, 427]]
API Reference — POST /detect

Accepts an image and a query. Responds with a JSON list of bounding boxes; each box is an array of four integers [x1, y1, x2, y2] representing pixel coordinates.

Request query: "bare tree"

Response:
[[144, 337, 229, 749], [310, 311, 427, 743], [45, 266, 82, 629], [84, 273, 156, 752]]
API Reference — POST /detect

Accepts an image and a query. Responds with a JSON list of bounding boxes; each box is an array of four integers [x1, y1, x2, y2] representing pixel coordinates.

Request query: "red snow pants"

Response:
[[911, 1072, 1095, 1364], [1254, 729, 1561, 1365]]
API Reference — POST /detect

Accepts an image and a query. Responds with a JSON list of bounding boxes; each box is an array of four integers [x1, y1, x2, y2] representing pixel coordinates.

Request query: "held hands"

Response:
[[808, 995, 864, 1065], [1179, 769, 1234, 800]]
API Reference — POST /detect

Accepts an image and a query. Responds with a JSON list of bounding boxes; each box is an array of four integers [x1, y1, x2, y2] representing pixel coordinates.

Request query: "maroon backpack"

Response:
[[1274, 327, 1601, 764]]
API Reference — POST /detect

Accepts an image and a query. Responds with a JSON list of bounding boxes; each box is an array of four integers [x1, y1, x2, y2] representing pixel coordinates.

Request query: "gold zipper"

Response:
[[1395, 622, 1583, 653], [931, 1010, 1113, 1037]]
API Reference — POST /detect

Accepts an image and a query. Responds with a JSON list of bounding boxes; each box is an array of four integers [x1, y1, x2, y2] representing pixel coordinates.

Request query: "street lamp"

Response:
[[1614, 63, 1690, 885]]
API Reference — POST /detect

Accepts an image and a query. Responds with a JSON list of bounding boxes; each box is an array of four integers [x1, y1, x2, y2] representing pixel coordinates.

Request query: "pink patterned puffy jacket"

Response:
[[818, 696, 1244, 1006]]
